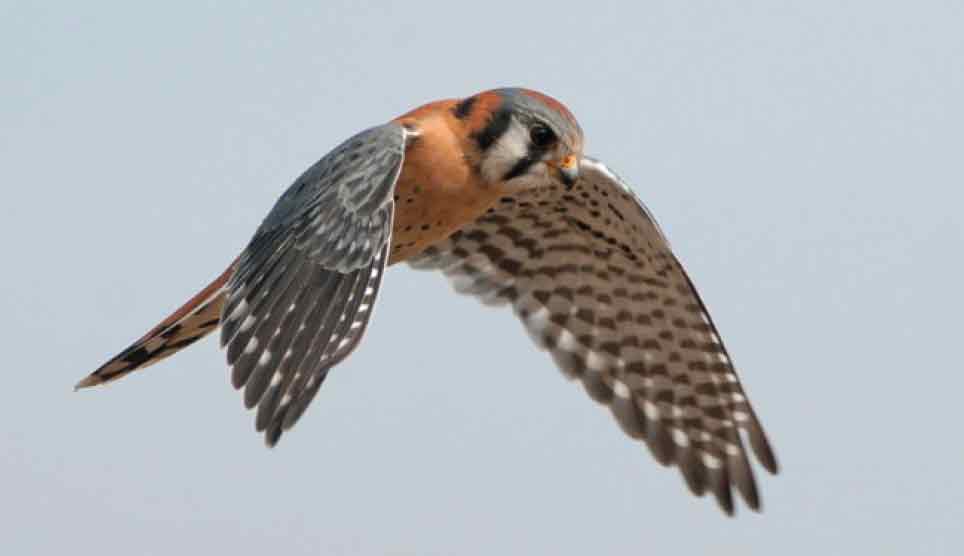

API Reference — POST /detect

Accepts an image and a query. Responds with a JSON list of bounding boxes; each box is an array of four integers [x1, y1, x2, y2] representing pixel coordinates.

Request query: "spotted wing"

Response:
[[220, 123, 405, 446], [409, 157, 777, 514]]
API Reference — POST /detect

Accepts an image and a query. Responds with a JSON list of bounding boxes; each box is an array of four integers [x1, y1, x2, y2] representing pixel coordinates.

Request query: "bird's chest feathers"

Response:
[[389, 116, 503, 264]]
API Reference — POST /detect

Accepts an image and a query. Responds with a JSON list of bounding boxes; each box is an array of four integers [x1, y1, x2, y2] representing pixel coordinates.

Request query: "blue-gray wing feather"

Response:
[[220, 123, 405, 445]]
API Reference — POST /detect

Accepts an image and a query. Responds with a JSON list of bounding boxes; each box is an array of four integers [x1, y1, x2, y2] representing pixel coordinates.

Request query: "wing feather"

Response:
[[222, 124, 405, 445], [409, 157, 777, 514]]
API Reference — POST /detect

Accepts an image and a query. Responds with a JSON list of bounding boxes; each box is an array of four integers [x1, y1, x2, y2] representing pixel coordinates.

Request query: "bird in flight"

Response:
[[77, 88, 777, 514]]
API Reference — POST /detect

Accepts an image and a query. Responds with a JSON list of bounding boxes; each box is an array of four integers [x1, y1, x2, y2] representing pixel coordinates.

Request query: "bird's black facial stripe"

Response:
[[503, 134, 554, 182], [453, 96, 477, 120], [503, 151, 539, 181], [473, 108, 512, 151]]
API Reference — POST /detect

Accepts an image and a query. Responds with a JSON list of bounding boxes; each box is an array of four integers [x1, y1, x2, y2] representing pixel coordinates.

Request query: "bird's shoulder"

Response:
[[257, 123, 408, 236]]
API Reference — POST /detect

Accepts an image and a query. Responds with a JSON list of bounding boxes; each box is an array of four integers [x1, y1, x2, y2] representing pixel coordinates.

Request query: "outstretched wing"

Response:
[[221, 123, 406, 446], [409, 157, 777, 514]]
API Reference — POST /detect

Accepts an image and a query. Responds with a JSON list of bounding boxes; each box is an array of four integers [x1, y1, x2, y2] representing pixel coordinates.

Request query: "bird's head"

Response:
[[457, 88, 584, 191]]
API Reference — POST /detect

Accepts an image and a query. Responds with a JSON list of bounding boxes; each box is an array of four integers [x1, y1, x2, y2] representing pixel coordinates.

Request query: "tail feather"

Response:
[[76, 261, 237, 390]]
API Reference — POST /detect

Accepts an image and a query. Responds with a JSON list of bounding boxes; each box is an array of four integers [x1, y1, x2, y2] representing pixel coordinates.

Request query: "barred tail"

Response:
[[75, 261, 237, 390]]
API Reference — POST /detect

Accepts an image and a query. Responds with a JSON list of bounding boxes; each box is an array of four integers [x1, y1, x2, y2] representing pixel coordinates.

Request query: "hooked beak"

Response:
[[549, 154, 580, 189]]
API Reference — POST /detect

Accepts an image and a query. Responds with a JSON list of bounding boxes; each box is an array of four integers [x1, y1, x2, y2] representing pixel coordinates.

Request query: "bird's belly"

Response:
[[388, 176, 502, 264]]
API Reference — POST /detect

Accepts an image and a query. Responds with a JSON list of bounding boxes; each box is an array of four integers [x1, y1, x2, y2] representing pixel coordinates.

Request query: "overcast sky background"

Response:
[[4, 2, 963, 554]]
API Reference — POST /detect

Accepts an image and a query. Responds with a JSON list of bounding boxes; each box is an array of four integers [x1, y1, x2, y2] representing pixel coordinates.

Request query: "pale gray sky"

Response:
[[4, 2, 963, 554]]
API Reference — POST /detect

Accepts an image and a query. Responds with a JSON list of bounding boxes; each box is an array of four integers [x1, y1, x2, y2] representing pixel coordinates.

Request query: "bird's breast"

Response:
[[388, 112, 505, 264]]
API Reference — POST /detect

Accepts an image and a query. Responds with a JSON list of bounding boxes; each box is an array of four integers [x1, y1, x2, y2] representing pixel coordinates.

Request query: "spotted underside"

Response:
[[409, 158, 777, 514]]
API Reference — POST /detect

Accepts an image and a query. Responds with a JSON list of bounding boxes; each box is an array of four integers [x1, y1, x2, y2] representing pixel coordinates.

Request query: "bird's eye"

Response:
[[529, 124, 556, 148]]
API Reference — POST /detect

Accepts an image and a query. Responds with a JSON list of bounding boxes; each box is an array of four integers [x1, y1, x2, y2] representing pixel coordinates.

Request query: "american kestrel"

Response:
[[77, 88, 777, 514]]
